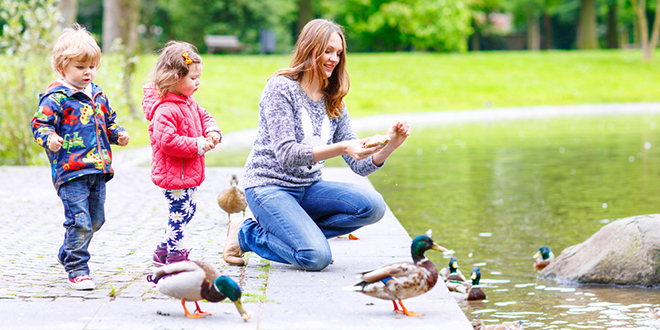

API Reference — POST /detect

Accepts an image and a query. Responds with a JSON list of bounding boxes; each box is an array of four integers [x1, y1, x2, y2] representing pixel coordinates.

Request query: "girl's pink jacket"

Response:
[[142, 84, 221, 190]]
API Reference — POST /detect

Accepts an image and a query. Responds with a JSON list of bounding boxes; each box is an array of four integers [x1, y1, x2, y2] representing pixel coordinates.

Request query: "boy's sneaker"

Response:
[[68, 275, 95, 290], [152, 244, 167, 267], [166, 249, 191, 265]]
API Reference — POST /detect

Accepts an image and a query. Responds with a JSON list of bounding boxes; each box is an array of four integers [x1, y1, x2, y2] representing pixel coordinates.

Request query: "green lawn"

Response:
[[96, 49, 660, 148]]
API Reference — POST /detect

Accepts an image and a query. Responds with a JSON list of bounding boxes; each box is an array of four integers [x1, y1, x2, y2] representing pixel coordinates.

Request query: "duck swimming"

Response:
[[147, 260, 252, 321], [472, 320, 524, 330], [533, 246, 554, 271], [344, 235, 448, 317], [467, 267, 486, 301]]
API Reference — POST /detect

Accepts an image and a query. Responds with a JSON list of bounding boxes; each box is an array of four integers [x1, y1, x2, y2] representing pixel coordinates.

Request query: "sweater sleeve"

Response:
[[333, 107, 382, 176], [261, 77, 314, 168], [151, 103, 200, 159]]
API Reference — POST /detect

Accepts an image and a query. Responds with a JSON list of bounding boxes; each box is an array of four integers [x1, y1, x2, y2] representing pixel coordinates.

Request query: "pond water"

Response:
[[364, 114, 660, 329]]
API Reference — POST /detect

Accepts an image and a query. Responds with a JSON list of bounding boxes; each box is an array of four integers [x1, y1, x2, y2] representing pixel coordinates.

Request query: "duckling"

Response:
[[146, 260, 252, 321], [467, 267, 486, 301], [344, 235, 448, 317], [533, 246, 554, 271], [217, 174, 247, 222], [650, 307, 660, 319], [472, 320, 524, 330]]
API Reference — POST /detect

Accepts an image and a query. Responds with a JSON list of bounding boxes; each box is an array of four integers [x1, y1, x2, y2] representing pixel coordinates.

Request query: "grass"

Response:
[[92, 49, 660, 150]]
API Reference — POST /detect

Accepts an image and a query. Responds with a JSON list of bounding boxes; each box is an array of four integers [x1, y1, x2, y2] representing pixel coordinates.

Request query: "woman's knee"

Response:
[[295, 247, 332, 271], [362, 191, 386, 224]]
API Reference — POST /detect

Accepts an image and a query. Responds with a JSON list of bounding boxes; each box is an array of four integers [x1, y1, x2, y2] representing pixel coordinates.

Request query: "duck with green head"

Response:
[[344, 235, 448, 317], [533, 246, 554, 271], [467, 266, 486, 301], [147, 260, 252, 321]]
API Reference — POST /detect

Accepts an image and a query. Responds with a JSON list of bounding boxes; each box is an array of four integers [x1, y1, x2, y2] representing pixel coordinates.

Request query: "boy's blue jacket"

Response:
[[31, 80, 125, 191]]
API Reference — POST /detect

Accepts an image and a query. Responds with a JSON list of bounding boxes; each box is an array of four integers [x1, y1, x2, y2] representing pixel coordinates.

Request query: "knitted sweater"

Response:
[[243, 75, 380, 189]]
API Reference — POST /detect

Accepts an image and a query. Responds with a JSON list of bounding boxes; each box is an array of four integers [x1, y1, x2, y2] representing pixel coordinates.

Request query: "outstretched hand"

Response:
[[385, 119, 410, 150]]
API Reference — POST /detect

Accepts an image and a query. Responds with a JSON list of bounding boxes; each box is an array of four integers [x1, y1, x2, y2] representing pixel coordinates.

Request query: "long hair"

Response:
[[273, 19, 349, 119], [149, 41, 203, 98], [51, 23, 102, 75]]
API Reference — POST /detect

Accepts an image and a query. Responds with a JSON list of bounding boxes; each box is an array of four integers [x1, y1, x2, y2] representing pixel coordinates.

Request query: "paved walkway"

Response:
[[0, 166, 471, 329]]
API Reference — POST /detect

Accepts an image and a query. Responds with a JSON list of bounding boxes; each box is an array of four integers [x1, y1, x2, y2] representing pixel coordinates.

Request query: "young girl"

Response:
[[222, 19, 410, 270], [142, 41, 222, 266]]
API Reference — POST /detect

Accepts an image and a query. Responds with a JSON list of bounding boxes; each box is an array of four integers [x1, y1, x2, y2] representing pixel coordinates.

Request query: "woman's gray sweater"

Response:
[[243, 75, 381, 189]]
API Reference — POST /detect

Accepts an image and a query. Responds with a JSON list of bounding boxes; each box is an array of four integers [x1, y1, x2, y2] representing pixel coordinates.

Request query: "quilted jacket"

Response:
[[31, 80, 125, 191], [142, 84, 221, 190]]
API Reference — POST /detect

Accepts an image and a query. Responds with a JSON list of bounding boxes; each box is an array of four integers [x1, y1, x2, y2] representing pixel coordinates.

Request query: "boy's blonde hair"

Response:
[[51, 23, 102, 75], [150, 41, 203, 98]]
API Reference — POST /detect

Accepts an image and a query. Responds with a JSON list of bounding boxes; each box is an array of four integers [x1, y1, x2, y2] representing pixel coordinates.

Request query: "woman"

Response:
[[223, 19, 410, 271]]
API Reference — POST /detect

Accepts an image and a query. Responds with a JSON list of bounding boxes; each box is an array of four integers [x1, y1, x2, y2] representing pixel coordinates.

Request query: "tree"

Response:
[[0, 0, 62, 165], [576, 0, 599, 49], [57, 0, 78, 28], [297, 0, 314, 37], [630, 0, 660, 60]]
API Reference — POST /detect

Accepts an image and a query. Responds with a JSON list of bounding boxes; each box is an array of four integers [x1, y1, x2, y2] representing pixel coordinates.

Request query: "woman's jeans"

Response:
[[57, 174, 106, 279], [241, 180, 386, 271]]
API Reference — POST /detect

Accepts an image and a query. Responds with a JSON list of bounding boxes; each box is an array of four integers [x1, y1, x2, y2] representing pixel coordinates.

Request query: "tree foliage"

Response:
[[0, 0, 62, 165], [323, 0, 473, 52]]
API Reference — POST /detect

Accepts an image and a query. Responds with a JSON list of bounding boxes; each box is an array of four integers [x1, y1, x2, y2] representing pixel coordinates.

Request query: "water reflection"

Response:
[[369, 115, 660, 329]]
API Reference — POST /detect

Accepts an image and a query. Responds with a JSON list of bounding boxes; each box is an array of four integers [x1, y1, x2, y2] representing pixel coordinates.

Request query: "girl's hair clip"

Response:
[[182, 52, 193, 65]]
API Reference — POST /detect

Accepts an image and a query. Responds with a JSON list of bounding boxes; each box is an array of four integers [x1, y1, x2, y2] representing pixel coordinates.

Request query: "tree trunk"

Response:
[[118, 0, 140, 117], [57, 0, 78, 28], [470, 18, 481, 51], [296, 0, 314, 37], [102, 0, 121, 53], [630, 0, 651, 60], [649, 0, 660, 56], [606, 0, 619, 48], [576, 0, 599, 49], [527, 14, 541, 51], [541, 13, 553, 49]]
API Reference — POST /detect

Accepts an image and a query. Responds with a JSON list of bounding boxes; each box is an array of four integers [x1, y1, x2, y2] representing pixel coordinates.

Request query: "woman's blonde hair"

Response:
[[51, 23, 102, 75], [274, 19, 349, 119], [149, 41, 203, 98]]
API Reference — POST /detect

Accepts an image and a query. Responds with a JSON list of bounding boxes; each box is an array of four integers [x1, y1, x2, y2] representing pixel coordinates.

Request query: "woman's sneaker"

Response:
[[68, 275, 95, 290], [152, 244, 167, 267], [166, 249, 191, 265]]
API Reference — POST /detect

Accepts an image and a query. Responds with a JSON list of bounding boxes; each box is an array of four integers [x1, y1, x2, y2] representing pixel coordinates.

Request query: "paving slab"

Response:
[[0, 165, 471, 329]]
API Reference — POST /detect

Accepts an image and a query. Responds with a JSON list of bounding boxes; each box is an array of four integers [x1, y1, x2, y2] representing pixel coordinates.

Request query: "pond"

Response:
[[364, 113, 660, 329]]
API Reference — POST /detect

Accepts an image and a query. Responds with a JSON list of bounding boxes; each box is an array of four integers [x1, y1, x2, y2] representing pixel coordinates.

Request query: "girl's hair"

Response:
[[51, 23, 102, 75], [150, 41, 203, 97], [274, 19, 349, 119]]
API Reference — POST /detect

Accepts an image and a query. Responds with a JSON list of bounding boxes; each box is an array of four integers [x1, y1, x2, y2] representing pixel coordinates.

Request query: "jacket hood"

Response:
[[142, 84, 190, 121]]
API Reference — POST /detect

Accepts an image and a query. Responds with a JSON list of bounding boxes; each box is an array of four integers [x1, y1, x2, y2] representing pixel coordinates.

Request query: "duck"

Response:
[[472, 320, 524, 330], [533, 246, 554, 271], [146, 260, 252, 321], [466, 267, 486, 301], [217, 174, 247, 222], [440, 256, 467, 282], [344, 235, 448, 317], [650, 307, 660, 319]]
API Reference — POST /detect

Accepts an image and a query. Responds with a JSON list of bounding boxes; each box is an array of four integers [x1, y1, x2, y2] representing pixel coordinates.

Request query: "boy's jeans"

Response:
[[57, 174, 106, 279], [241, 180, 386, 271]]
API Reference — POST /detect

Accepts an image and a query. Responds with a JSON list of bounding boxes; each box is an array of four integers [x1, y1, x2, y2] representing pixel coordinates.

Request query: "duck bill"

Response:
[[533, 251, 541, 258], [432, 243, 448, 252], [234, 300, 253, 322]]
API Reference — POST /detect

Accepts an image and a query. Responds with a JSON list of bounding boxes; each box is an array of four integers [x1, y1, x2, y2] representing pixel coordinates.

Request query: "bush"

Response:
[[0, 0, 61, 165]]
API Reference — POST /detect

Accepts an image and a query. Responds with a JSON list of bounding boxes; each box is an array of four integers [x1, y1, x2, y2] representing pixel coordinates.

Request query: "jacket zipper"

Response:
[[89, 91, 106, 174], [181, 159, 185, 183]]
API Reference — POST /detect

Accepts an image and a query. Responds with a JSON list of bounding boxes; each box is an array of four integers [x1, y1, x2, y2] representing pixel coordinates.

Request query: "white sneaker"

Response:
[[68, 275, 95, 290]]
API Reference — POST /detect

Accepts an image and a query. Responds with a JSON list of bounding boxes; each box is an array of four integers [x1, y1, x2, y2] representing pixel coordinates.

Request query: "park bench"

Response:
[[204, 35, 241, 53]]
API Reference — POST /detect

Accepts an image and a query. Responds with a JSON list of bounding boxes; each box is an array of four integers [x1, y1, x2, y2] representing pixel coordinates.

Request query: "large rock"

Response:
[[538, 214, 660, 286]]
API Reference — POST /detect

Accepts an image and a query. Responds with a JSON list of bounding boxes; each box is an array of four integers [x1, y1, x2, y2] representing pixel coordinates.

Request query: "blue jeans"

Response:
[[240, 180, 386, 271], [57, 174, 106, 279]]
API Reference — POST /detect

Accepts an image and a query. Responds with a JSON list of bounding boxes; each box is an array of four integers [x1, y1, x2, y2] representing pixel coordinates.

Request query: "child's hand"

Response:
[[48, 134, 63, 152], [117, 131, 130, 146], [204, 137, 215, 152], [207, 131, 222, 146]]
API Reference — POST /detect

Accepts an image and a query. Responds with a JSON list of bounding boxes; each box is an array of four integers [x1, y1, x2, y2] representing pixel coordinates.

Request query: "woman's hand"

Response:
[[371, 119, 410, 166], [344, 139, 383, 161]]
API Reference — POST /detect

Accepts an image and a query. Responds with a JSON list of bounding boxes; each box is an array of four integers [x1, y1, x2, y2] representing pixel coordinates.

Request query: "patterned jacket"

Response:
[[142, 84, 221, 190], [31, 81, 125, 192]]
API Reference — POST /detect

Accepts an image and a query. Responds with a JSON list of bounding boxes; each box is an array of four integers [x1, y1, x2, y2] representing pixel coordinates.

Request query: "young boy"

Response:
[[31, 24, 130, 290]]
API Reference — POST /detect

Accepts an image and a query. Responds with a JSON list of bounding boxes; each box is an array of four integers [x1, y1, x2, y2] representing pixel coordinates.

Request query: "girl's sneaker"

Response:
[[152, 244, 167, 267], [166, 249, 191, 265], [68, 275, 95, 290]]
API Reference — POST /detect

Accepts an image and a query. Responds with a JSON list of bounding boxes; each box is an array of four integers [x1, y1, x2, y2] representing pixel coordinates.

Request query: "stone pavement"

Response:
[[0, 165, 471, 329]]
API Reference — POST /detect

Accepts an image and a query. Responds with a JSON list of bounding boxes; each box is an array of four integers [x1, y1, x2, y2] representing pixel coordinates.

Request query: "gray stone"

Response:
[[538, 214, 660, 286]]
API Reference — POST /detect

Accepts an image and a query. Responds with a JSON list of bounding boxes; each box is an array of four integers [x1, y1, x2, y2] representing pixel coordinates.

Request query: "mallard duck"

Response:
[[472, 320, 524, 330], [440, 256, 468, 292], [467, 267, 486, 301], [533, 246, 554, 271], [217, 174, 247, 222], [344, 235, 448, 317], [650, 307, 660, 319], [146, 260, 252, 321]]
